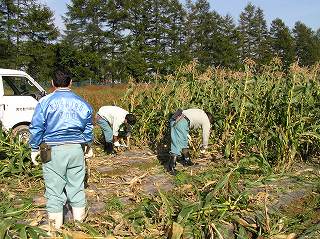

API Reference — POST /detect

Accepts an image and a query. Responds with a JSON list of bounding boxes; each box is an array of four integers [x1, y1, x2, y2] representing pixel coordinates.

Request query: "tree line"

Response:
[[1, 0, 320, 83]]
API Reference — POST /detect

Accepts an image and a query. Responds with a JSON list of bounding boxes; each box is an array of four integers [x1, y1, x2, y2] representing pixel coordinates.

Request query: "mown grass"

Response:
[[45, 83, 128, 113], [73, 84, 128, 112]]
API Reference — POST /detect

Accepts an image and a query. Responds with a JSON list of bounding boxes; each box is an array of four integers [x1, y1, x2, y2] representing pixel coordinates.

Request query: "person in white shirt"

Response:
[[96, 106, 136, 153], [168, 108, 213, 175]]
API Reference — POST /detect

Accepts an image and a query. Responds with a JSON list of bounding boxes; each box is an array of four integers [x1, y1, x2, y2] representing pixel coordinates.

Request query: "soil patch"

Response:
[[85, 149, 175, 214]]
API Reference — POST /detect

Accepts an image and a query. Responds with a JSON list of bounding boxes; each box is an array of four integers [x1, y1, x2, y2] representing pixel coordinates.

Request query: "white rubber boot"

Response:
[[72, 207, 86, 222], [48, 212, 63, 229]]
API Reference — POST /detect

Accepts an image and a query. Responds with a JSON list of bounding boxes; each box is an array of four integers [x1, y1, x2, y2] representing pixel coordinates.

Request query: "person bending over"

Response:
[[169, 108, 213, 175], [96, 105, 136, 153]]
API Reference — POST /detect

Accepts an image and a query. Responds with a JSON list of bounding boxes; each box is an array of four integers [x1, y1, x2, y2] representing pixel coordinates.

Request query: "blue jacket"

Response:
[[29, 88, 93, 150]]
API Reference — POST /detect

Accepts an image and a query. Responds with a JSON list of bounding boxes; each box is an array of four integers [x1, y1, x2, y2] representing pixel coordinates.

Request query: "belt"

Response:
[[184, 115, 190, 126]]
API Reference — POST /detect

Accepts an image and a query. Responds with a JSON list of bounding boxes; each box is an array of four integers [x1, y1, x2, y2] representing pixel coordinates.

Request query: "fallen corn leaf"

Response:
[[171, 222, 183, 239]]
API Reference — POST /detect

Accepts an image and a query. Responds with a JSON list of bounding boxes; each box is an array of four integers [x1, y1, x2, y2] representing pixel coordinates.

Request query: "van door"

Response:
[[1, 75, 41, 130]]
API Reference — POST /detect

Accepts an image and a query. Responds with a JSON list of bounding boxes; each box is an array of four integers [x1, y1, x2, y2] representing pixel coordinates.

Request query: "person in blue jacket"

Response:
[[29, 69, 93, 229]]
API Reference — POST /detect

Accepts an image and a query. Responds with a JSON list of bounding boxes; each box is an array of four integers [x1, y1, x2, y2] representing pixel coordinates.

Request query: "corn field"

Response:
[[124, 58, 320, 170], [0, 59, 320, 238]]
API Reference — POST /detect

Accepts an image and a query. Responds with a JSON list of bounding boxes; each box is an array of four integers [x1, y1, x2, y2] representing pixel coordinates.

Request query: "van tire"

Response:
[[12, 125, 30, 143]]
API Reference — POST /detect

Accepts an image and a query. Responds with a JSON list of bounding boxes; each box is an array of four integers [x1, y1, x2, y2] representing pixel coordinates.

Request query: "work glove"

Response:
[[31, 151, 40, 166], [114, 141, 121, 147], [200, 146, 208, 154], [84, 146, 94, 159], [114, 141, 127, 147]]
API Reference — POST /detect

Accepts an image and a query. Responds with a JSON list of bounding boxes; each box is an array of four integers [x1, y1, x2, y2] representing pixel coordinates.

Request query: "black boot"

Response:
[[104, 142, 114, 154], [182, 148, 194, 166], [168, 154, 177, 175]]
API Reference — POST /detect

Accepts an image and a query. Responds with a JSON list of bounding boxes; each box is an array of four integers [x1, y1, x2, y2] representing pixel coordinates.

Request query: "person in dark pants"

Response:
[[29, 69, 93, 229], [96, 106, 136, 153], [168, 108, 213, 175]]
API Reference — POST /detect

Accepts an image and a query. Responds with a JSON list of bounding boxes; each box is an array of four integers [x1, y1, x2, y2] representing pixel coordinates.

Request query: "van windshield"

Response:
[[2, 76, 44, 99]]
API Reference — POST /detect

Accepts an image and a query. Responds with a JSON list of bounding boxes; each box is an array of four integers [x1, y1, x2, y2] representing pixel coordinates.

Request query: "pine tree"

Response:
[[316, 28, 320, 59], [122, 0, 151, 80], [0, 0, 18, 67], [21, 3, 59, 80], [160, 0, 187, 73], [238, 3, 270, 65], [238, 3, 255, 61], [293, 21, 320, 66], [254, 8, 272, 65], [185, 0, 215, 66], [102, 0, 128, 82], [54, 43, 101, 83], [148, 0, 187, 74], [63, 0, 107, 81], [210, 14, 241, 68], [0, 0, 58, 80], [316, 28, 320, 40], [270, 18, 295, 68], [64, 0, 107, 52]]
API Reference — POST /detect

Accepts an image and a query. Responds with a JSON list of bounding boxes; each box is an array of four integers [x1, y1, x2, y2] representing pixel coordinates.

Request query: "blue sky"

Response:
[[42, 0, 320, 31]]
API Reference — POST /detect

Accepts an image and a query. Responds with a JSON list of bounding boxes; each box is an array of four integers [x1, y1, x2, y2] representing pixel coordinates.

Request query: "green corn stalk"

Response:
[[0, 128, 42, 178], [123, 59, 320, 169], [122, 157, 281, 238], [0, 193, 48, 238]]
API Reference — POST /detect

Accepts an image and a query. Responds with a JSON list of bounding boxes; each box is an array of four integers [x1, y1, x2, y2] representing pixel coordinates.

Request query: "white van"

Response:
[[0, 68, 46, 141]]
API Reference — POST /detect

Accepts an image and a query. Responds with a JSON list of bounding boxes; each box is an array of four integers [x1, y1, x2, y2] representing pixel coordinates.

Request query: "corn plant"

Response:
[[0, 191, 48, 238], [0, 128, 42, 177], [122, 59, 320, 170], [123, 157, 278, 238]]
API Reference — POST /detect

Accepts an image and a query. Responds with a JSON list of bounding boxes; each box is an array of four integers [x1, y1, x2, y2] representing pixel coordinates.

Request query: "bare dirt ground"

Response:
[[85, 148, 175, 215], [83, 145, 227, 213]]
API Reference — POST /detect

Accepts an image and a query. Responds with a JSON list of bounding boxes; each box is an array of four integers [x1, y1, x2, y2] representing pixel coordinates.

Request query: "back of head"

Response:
[[205, 111, 214, 125], [125, 113, 137, 126], [53, 69, 72, 88]]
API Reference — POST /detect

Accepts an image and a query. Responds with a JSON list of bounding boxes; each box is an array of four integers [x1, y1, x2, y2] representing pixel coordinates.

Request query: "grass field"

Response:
[[73, 84, 128, 112]]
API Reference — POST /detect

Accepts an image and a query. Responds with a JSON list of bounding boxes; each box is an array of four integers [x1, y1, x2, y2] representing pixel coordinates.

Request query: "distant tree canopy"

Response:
[[1, 0, 320, 82], [0, 0, 59, 81]]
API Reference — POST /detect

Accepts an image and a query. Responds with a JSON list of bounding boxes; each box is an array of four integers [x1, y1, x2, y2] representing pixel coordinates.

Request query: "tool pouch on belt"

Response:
[[40, 143, 52, 163]]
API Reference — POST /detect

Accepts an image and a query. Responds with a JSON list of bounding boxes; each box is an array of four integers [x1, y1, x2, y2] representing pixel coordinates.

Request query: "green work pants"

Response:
[[42, 144, 86, 213], [170, 118, 189, 156], [97, 117, 113, 143]]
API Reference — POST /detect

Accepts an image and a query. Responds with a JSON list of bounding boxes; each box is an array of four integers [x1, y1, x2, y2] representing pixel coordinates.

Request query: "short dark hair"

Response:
[[53, 70, 72, 87], [125, 113, 137, 126], [205, 111, 214, 125]]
